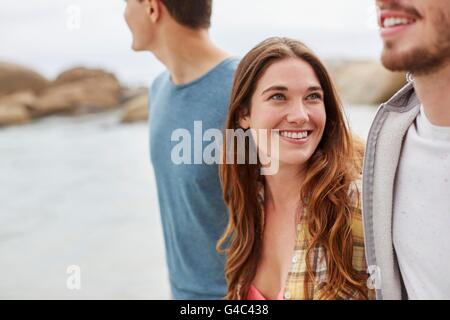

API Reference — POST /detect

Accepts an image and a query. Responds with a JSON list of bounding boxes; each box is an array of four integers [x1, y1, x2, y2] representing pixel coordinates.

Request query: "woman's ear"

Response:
[[238, 108, 251, 129]]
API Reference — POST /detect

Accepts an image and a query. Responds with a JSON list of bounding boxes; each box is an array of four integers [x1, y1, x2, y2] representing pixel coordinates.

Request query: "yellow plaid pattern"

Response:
[[246, 179, 375, 300]]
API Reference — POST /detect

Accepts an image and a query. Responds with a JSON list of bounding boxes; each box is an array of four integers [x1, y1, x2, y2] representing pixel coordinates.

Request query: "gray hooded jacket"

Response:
[[362, 80, 421, 300]]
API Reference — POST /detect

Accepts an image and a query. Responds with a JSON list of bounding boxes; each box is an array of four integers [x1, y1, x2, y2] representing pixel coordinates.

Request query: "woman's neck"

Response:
[[264, 164, 305, 213]]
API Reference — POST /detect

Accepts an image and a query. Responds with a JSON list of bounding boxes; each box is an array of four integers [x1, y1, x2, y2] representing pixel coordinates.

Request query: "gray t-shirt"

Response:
[[149, 58, 239, 299]]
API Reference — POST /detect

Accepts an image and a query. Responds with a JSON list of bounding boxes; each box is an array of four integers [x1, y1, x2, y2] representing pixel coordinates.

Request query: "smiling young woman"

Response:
[[217, 37, 373, 300]]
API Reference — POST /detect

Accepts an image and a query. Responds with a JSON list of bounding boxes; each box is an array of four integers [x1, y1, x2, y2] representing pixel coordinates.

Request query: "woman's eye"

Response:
[[306, 93, 322, 101], [269, 93, 286, 101]]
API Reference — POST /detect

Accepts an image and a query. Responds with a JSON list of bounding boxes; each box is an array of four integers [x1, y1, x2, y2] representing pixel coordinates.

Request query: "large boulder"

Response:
[[31, 67, 123, 116], [121, 93, 149, 123], [0, 104, 30, 126], [53, 67, 120, 87], [0, 62, 49, 98], [0, 91, 35, 125], [327, 60, 407, 105], [0, 90, 36, 107], [120, 86, 148, 104]]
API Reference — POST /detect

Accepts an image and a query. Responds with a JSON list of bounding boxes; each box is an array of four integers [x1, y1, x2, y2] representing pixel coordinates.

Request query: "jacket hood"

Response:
[[384, 80, 420, 112]]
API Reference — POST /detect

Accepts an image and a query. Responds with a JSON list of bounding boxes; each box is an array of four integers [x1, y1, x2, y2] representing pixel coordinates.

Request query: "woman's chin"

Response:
[[277, 150, 311, 166], [276, 157, 308, 168]]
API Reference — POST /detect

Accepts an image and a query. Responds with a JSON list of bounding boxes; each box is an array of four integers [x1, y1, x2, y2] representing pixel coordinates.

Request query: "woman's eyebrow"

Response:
[[307, 86, 323, 92], [261, 85, 288, 95]]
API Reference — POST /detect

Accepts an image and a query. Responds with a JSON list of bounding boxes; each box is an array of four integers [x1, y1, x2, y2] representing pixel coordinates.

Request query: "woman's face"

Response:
[[240, 58, 327, 169]]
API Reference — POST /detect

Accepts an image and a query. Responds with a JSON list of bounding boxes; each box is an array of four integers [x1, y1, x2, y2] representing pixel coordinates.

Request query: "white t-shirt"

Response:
[[393, 106, 450, 300]]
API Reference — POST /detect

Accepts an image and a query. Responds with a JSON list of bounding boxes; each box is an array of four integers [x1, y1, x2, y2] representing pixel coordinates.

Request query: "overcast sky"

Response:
[[0, 0, 382, 85]]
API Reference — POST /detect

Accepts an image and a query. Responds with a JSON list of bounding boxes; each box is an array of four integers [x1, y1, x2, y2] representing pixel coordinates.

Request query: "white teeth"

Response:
[[280, 131, 308, 139], [383, 17, 412, 28]]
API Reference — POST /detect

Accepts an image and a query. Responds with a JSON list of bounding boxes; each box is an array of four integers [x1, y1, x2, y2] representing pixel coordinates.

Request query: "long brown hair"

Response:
[[217, 37, 367, 300]]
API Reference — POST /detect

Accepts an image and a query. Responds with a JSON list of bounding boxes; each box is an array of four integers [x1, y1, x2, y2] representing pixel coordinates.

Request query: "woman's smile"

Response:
[[276, 129, 313, 145]]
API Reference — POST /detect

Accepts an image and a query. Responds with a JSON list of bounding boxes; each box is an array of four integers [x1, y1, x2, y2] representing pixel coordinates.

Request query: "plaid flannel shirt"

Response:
[[241, 179, 375, 300]]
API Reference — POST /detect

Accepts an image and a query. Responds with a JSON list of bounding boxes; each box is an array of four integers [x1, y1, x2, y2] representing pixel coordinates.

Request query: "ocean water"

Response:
[[0, 105, 377, 299]]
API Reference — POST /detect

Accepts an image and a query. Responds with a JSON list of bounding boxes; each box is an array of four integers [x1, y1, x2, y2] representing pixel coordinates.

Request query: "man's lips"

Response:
[[378, 10, 419, 37]]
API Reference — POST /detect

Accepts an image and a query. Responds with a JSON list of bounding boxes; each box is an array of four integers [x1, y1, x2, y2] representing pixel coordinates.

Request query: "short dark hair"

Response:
[[161, 0, 212, 29]]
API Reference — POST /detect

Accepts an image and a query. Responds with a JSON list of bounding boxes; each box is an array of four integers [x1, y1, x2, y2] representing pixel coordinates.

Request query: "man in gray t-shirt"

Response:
[[124, 0, 238, 299]]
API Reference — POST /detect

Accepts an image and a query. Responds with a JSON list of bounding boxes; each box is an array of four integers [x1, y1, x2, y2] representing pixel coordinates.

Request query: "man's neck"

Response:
[[153, 25, 230, 85], [414, 61, 450, 126]]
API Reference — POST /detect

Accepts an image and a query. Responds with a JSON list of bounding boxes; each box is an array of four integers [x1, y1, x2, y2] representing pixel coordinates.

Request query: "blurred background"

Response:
[[0, 0, 405, 299]]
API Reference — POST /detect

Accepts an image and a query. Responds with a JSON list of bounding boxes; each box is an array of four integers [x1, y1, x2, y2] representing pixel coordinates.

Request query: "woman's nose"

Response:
[[285, 101, 309, 124]]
